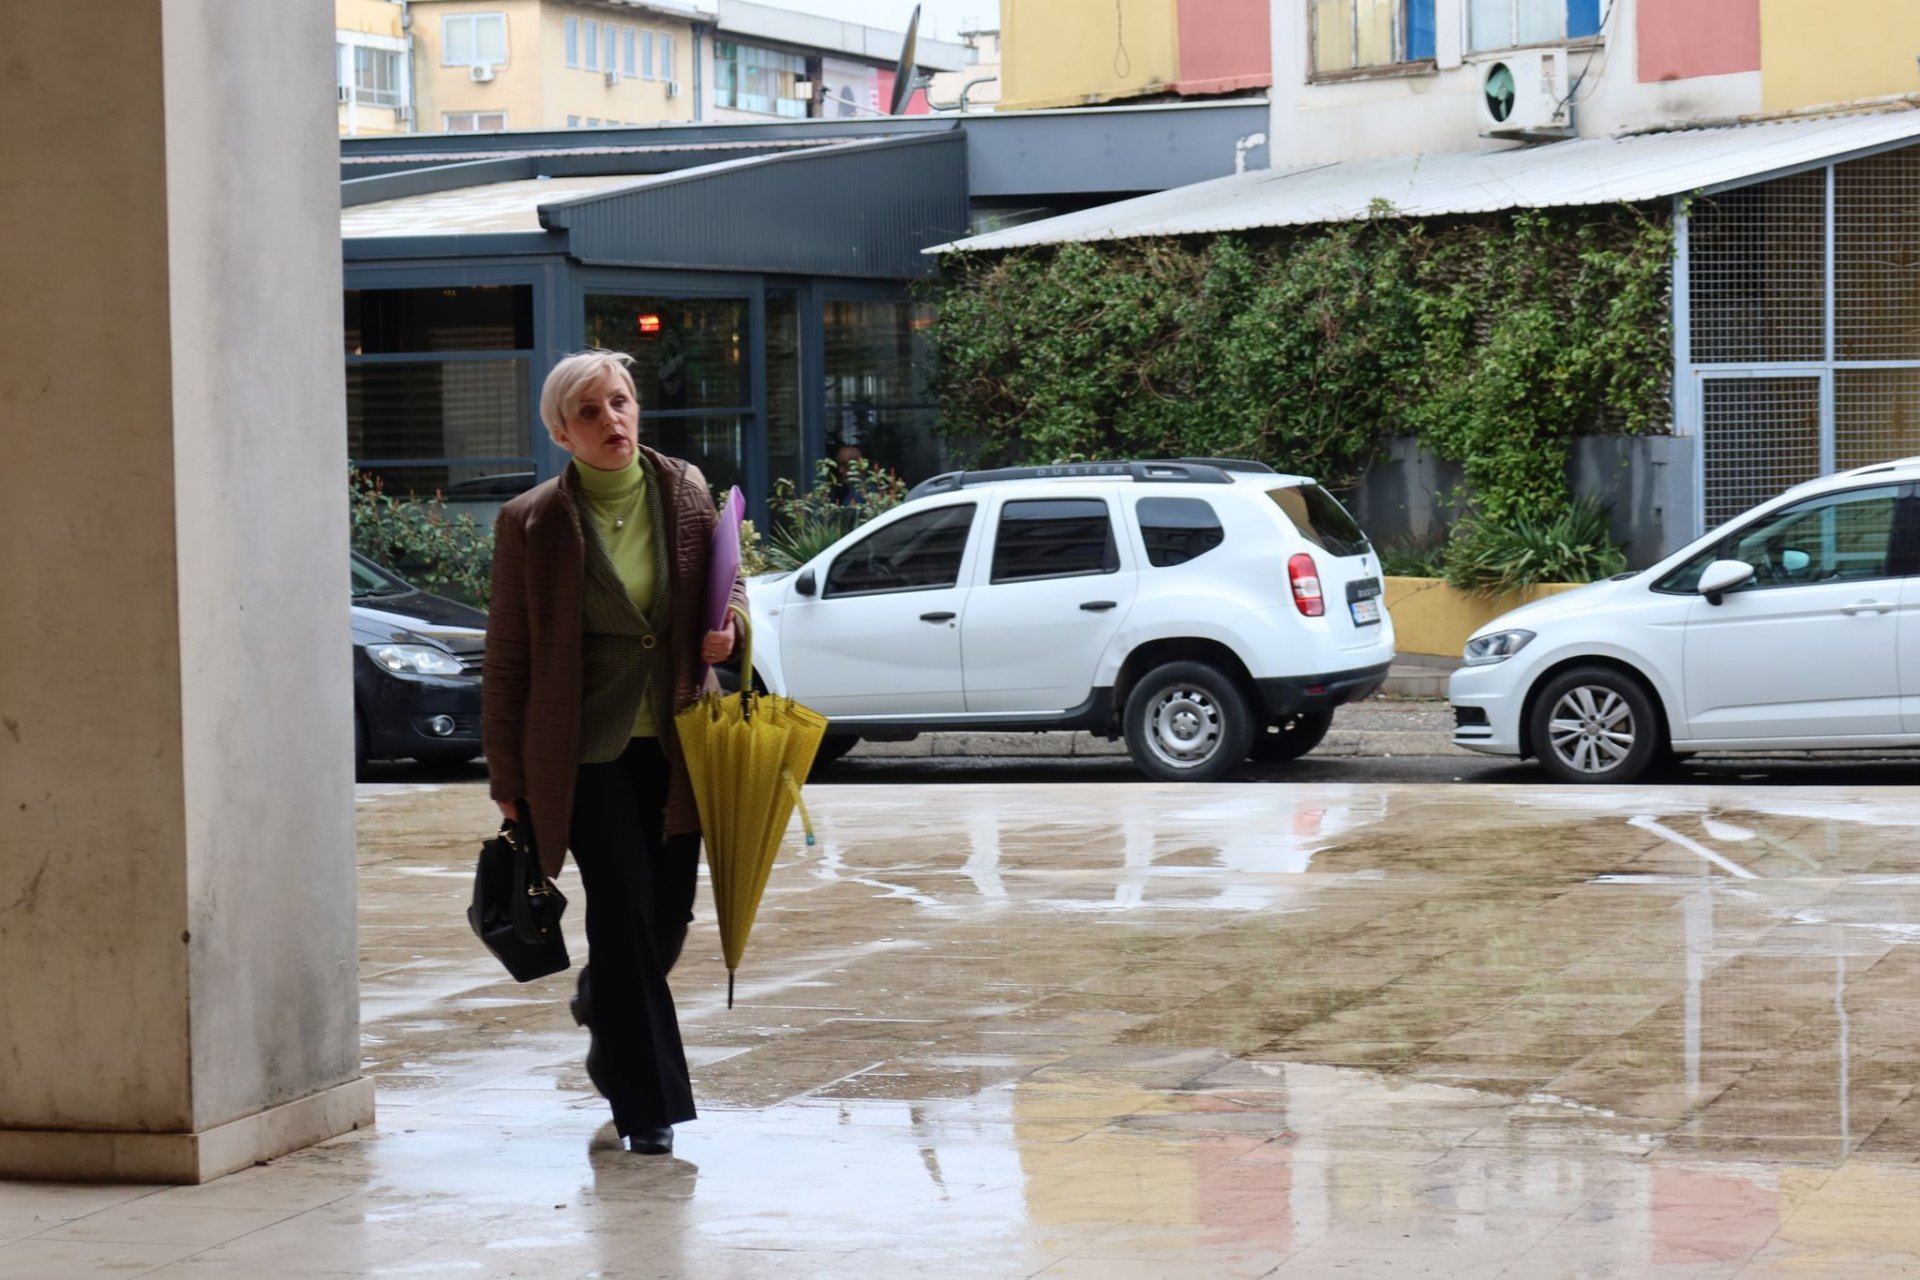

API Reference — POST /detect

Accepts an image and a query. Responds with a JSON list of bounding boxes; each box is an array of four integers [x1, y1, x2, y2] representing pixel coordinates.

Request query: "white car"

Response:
[[1451, 457, 1920, 783], [746, 459, 1395, 781]]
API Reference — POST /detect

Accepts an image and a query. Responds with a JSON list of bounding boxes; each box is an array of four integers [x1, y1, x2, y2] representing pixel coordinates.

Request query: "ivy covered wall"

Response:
[[926, 207, 1676, 536]]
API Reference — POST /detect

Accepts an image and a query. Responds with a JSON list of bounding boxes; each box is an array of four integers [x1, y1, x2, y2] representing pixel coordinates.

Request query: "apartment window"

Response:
[[586, 117, 601, 126], [1468, 0, 1600, 51], [443, 111, 507, 131], [565, 15, 579, 67], [584, 19, 600, 69], [660, 33, 674, 80], [605, 25, 618, 75], [1311, 0, 1436, 73], [624, 27, 637, 76], [641, 30, 655, 79], [348, 46, 404, 106], [567, 114, 581, 127], [442, 13, 507, 66], [713, 40, 808, 117]]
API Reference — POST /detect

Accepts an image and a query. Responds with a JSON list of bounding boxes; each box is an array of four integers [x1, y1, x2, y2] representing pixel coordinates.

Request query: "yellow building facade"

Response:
[[1761, 0, 1920, 113], [1000, 0, 1179, 110], [410, 0, 698, 133]]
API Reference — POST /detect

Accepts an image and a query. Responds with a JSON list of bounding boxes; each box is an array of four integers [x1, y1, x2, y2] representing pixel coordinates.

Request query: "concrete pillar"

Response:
[[0, 0, 370, 1182]]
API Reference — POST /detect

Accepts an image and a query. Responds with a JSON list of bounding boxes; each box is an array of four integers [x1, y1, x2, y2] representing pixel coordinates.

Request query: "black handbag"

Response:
[[468, 809, 570, 983]]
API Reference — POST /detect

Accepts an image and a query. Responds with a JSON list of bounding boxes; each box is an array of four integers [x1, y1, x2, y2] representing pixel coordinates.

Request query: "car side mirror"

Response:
[[795, 568, 817, 597], [1698, 559, 1755, 604]]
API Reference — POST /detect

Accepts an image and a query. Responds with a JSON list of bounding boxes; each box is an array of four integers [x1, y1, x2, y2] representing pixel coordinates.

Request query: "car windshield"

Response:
[[1266, 484, 1370, 557], [350, 554, 415, 599]]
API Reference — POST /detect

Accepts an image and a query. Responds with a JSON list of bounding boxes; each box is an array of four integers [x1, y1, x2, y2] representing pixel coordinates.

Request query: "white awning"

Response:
[[929, 108, 1920, 253]]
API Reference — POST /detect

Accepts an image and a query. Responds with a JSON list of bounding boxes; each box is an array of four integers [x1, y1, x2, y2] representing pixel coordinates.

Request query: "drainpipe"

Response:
[[691, 23, 705, 121], [398, 0, 418, 134]]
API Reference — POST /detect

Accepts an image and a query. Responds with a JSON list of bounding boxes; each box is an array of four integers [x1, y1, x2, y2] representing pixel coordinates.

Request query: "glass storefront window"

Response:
[[645, 416, 745, 498], [345, 282, 537, 519], [823, 297, 941, 483], [766, 289, 803, 492], [584, 294, 750, 411], [347, 358, 533, 499], [346, 285, 533, 355]]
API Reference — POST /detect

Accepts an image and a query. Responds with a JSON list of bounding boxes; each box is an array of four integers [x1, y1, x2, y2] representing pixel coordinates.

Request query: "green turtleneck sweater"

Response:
[[573, 456, 660, 738]]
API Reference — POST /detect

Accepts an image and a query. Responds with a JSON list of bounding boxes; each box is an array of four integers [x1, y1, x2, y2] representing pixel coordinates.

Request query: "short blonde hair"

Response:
[[539, 350, 639, 443]]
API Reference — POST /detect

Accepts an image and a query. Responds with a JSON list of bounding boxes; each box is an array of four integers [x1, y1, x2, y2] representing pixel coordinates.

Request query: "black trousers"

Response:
[[569, 737, 700, 1135]]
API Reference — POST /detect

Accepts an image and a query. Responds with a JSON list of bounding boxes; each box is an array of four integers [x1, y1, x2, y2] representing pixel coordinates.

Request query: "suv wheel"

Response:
[[1249, 709, 1333, 763], [1528, 665, 1661, 784], [1124, 661, 1255, 783], [809, 734, 859, 779]]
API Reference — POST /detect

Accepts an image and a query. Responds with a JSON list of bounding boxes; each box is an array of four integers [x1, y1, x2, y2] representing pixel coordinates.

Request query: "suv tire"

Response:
[[1249, 708, 1333, 763], [1528, 665, 1662, 784], [809, 734, 859, 779], [1124, 661, 1256, 783]]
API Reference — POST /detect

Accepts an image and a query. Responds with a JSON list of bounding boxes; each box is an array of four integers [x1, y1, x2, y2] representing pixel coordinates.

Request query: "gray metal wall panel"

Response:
[[339, 101, 1271, 199], [549, 133, 969, 278]]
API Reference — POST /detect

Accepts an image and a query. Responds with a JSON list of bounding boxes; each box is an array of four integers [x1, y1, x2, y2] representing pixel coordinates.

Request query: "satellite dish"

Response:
[[888, 4, 921, 115]]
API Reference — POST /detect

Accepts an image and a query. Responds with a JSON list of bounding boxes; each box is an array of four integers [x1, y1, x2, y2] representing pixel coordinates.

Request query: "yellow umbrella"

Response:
[[675, 604, 828, 1006]]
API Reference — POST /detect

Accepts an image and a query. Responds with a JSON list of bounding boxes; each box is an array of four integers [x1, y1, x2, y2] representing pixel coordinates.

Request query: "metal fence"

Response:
[[1680, 143, 1920, 530]]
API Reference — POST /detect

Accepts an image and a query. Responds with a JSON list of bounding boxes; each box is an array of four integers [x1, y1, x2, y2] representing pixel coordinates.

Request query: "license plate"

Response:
[[1350, 597, 1381, 626]]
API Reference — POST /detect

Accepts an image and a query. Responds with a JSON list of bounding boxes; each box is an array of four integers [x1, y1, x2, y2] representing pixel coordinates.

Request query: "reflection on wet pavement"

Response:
[[8, 782, 1920, 1277]]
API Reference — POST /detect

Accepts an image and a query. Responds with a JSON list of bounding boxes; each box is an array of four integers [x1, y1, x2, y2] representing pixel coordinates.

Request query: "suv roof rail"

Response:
[[1171, 457, 1277, 474], [906, 459, 1250, 500]]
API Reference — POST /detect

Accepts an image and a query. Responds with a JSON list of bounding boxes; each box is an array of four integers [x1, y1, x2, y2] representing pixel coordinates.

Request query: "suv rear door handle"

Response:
[[1080, 601, 1118, 612], [920, 611, 957, 623], [1841, 600, 1895, 615]]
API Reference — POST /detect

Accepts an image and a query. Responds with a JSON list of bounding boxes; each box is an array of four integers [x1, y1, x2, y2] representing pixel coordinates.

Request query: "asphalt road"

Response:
[[361, 749, 1920, 788]]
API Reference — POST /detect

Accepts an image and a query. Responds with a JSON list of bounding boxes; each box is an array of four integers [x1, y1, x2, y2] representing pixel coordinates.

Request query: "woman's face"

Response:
[[555, 370, 639, 470]]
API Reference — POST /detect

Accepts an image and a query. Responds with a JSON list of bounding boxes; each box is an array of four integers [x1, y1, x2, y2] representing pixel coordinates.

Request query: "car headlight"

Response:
[[367, 643, 464, 676], [1463, 629, 1535, 666]]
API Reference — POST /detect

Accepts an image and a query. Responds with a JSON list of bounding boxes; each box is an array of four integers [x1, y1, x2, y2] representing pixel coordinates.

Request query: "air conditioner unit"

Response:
[[470, 62, 495, 83], [1476, 48, 1573, 139], [665, 79, 683, 98], [336, 83, 352, 103], [605, 69, 622, 86], [394, 104, 413, 126]]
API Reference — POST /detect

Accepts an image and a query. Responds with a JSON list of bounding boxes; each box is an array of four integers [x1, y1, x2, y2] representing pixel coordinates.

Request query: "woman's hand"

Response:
[[701, 626, 737, 664], [496, 800, 518, 822]]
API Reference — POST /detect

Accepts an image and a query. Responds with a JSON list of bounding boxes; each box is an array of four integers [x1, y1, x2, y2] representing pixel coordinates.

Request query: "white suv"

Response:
[[745, 459, 1395, 781], [1450, 457, 1920, 783]]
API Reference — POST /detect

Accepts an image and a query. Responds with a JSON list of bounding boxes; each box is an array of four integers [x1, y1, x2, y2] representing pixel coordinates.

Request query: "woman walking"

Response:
[[484, 349, 742, 1156]]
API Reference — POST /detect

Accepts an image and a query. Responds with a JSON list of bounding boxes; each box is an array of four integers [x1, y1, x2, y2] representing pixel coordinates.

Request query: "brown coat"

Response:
[[483, 447, 745, 879]]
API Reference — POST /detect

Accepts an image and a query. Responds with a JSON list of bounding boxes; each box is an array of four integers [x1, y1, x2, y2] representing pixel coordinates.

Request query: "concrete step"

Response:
[[1380, 663, 1454, 698]]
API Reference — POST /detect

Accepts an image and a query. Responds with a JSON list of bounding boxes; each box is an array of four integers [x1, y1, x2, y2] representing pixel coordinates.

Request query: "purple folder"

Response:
[[706, 485, 744, 635]]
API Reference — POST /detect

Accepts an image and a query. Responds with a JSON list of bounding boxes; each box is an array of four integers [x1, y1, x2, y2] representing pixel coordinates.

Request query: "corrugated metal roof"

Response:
[[338, 136, 853, 169], [929, 108, 1920, 253], [341, 133, 969, 278], [340, 173, 667, 237]]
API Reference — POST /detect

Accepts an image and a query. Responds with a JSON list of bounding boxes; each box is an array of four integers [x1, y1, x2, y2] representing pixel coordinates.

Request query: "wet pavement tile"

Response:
[[11, 781, 1920, 1276]]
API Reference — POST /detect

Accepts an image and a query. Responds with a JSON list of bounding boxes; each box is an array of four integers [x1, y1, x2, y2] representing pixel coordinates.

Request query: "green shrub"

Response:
[[926, 207, 1673, 542], [1441, 496, 1627, 596], [1376, 538, 1448, 579], [763, 457, 908, 571], [349, 470, 494, 609]]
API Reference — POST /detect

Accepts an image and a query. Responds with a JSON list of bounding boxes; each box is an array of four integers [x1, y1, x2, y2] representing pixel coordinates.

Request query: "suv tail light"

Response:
[[1288, 553, 1324, 617]]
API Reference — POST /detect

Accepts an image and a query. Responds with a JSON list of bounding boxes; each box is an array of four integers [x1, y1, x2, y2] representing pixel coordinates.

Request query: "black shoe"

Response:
[[626, 1126, 673, 1156]]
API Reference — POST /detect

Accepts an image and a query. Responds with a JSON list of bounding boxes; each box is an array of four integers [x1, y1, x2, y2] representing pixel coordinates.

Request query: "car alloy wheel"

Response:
[[1546, 685, 1635, 774], [1527, 664, 1661, 784]]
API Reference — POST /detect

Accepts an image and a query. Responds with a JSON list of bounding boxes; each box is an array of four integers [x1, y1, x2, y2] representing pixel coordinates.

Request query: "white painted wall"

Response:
[[1269, 0, 1761, 167]]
